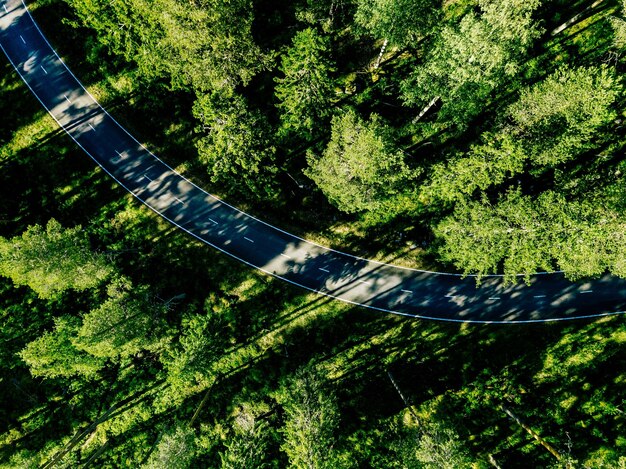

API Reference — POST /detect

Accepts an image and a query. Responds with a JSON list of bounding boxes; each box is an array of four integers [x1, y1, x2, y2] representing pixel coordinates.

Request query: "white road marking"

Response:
[[143, 174, 153, 182], [534, 295, 547, 298], [3, 5, 8, 13], [488, 297, 501, 300], [173, 196, 186, 206], [244, 237, 254, 243], [319, 268, 330, 273], [401, 289, 413, 294], [19, 35, 25, 44], [40, 65, 47, 74], [280, 253, 292, 259], [63, 94, 72, 104], [580, 290, 593, 294], [445, 294, 456, 298], [357, 279, 372, 286], [88, 123, 96, 131], [208, 218, 218, 225]]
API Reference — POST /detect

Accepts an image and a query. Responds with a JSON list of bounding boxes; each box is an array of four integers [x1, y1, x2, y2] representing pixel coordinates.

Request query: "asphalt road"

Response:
[[2, 0, 626, 323]]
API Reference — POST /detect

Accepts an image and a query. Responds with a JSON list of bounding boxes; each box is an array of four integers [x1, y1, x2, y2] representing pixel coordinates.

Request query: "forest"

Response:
[[1, 0, 626, 466]]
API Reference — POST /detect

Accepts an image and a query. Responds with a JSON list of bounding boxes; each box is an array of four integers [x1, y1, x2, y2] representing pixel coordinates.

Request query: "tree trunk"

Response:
[[551, 0, 606, 36], [374, 38, 389, 69], [501, 405, 562, 462]]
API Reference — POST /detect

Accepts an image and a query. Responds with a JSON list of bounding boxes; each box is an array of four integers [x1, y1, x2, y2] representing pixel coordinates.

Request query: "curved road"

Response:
[[2, 0, 626, 323]]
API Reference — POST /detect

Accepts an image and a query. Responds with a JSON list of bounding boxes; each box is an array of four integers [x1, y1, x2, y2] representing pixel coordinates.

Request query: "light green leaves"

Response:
[[306, 110, 412, 213], [0, 219, 112, 299]]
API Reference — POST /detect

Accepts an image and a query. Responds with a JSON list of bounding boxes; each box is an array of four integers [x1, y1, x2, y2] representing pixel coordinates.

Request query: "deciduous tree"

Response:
[[305, 110, 411, 213], [19, 316, 105, 379], [194, 92, 278, 199], [402, 0, 542, 126], [277, 367, 339, 469], [0, 219, 112, 299], [75, 277, 171, 360], [275, 28, 336, 139]]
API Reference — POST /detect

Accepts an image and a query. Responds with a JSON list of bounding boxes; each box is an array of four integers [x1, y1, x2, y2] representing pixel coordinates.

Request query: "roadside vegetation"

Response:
[[1, 0, 626, 467]]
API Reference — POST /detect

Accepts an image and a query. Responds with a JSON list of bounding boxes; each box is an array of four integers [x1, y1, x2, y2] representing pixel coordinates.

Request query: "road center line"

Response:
[[143, 174, 153, 182], [244, 237, 254, 243], [318, 268, 330, 273], [115, 150, 123, 158], [534, 295, 547, 298], [280, 253, 292, 259], [40, 65, 47, 74], [401, 289, 413, 294], [3, 5, 8, 13], [580, 290, 593, 294], [208, 218, 218, 225], [19, 35, 25, 44], [173, 196, 186, 206], [63, 94, 71, 104], [488, 297, 501, 300], [357, 279, 372, 285], [445, 294, 456, 298], [88, 123, 96, 131]]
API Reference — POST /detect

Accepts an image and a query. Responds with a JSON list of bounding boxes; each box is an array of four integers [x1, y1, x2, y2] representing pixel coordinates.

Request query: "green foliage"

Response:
[[142, 424, 196, 469], [306, 110, 412, 213], [507, 66, 620, 166], [220, 416, 270, 469], [19, 316, 105, 379], [612, 0, 626, 50], [276, 367, 339, 469], [63, 0, 268, 93], [163, 298, 232, 394], [275, 28, 336, 139], [0, 219, 112, 298], [423, 66, 620, 203], [76, 276, 171, 360], [354, 0, 440, 48], [423, 132, 526, 203], [194, 92, 278, 199], [402, 0, 542, 126], [396, 421, 472, 469], [435, 189, 626, 283]]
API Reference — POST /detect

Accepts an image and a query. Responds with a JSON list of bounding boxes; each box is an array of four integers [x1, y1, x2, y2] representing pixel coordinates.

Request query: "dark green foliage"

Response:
[[19, 315, 105, 379], [63, 0, 268, 93], [435, 190, 626, 283], [193, 92, 278, 199], [275, 28, 336, 139]]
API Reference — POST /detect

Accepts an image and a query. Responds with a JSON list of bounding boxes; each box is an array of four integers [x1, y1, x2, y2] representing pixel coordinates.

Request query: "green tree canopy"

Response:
[[75, 277, 171, 360], [220, 414, 270, 469], [305, 110, 412, 213], [612, 0, 626, 50], [19, 316, 105, 379], [0, 219, 112, 299], [65, 0, 268, 93], [422, 66, 621, 203], [193, 92, 278, 199], [277, 367, 339, 469], [435, 189, 626, 283], [275, 28, 336, 139], [142, 424, 197, 469], [402, 0, 542, 126], [507, 65, 620, 166], [354, 0, 440, 48]]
